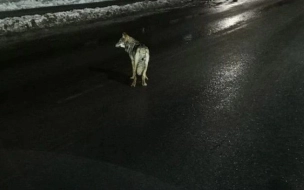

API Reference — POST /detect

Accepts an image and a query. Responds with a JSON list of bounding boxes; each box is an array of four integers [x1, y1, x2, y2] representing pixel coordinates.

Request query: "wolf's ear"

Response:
[[122, 32, 127, 38]]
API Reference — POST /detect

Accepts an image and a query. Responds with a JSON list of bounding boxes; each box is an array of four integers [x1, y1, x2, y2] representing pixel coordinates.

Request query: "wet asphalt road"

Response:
[[1, 0, 304, 189]]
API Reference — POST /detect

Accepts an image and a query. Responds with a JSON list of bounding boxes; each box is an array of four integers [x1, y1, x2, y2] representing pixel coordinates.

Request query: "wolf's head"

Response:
[[115, 32, 129, 48]]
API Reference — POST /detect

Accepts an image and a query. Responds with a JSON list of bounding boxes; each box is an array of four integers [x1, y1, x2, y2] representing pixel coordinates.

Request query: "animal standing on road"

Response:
[[115, 32, 150, 87]]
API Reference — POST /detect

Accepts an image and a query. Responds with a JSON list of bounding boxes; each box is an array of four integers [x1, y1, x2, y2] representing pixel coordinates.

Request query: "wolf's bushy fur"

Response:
[[116, 32, 150, 87]]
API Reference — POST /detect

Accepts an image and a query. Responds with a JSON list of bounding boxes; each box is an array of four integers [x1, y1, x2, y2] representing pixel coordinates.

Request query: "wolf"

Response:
[[115, 32, 150, 87]]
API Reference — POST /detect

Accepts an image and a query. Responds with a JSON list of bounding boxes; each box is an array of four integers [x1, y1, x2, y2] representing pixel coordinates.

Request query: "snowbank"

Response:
[[0, 0, 113, 12], [0, 0, 196, 35]]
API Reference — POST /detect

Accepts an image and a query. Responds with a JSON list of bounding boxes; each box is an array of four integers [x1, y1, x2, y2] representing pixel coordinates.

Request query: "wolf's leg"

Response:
[[142, 54, 150, 86], [142, 72, 147, 86], [131, 55, 139, 87], [130, 58, 135, 79], [131, 75, 137, 87]]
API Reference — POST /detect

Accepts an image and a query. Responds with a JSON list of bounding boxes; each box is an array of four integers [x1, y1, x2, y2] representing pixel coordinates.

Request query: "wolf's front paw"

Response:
[[142, 82, 147, 87]]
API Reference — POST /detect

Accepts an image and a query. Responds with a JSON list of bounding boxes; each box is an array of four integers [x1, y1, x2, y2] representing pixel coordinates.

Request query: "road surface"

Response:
[[1, 0, 304, 189]]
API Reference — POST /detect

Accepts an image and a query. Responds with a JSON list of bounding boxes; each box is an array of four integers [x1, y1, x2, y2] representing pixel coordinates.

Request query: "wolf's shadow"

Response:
[[89, 67, 130, 85]]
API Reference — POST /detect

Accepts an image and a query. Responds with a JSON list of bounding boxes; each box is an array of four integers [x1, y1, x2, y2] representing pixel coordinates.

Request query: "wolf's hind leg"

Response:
[[131, 76, 137, 87], [131, 55, 140, 87], [142, 54, 149, 86], [130, 59, 136, 79], [142, 72, 147, 86]]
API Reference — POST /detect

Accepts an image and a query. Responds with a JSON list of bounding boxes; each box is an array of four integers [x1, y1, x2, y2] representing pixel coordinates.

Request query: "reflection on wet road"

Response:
[[208, 11, 256, 34], [208, 57, 247, 111]]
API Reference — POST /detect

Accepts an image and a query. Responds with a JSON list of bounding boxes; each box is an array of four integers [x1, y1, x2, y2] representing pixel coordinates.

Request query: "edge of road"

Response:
[[0, 0, 145, 19], [0, 0, 201, 36]]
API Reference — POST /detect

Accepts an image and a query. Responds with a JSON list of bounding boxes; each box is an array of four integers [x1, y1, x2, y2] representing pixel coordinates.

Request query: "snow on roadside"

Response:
[[0, 0, 196, 35], [0, 0, 113, 12]]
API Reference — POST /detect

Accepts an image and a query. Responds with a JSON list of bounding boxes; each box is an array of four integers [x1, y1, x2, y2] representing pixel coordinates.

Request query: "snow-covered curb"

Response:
[[0, 0, 113, 12], [0, 0, 196, 35]]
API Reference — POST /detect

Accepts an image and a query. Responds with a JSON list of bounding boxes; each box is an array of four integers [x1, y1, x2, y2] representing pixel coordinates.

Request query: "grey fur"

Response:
[[116, 33, 150, 87]]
